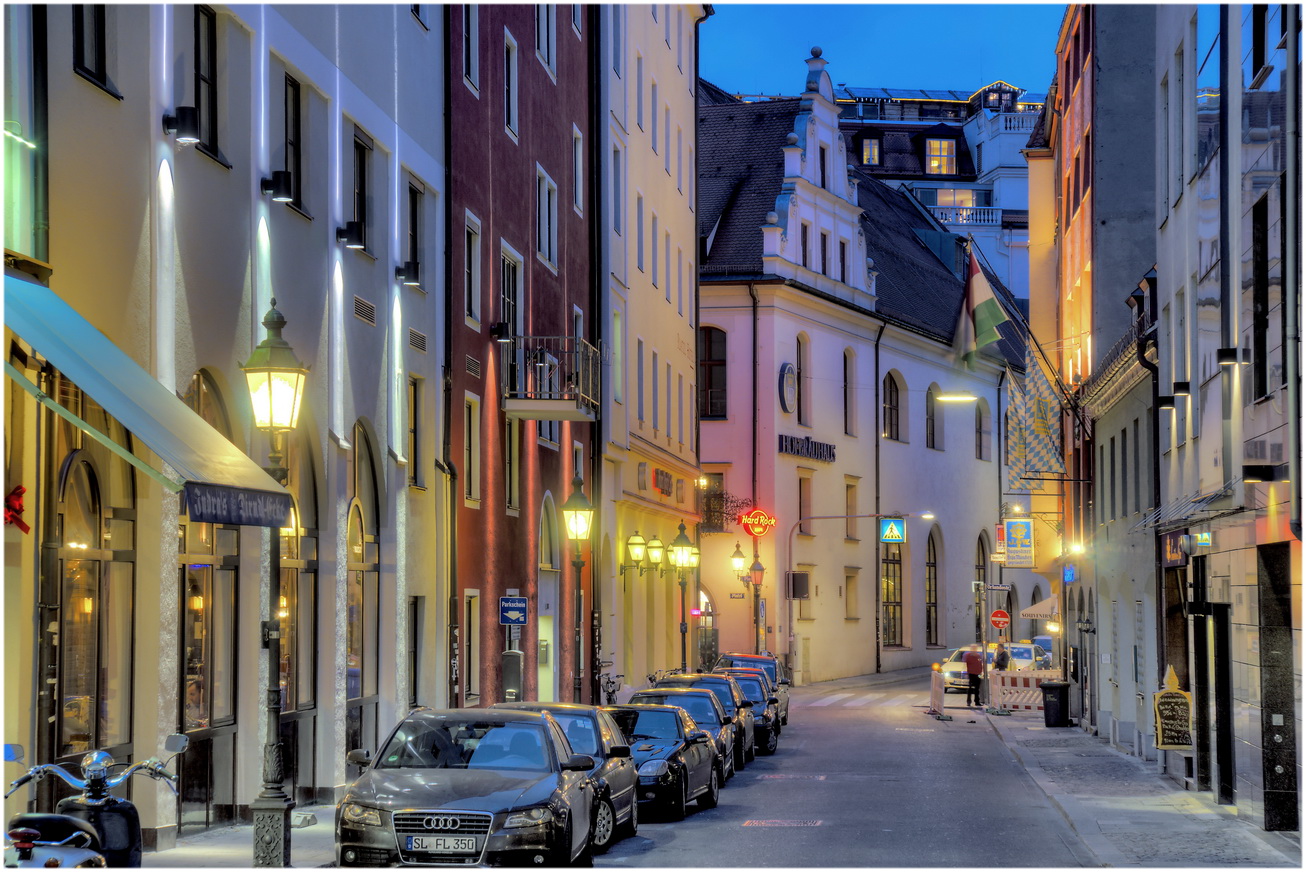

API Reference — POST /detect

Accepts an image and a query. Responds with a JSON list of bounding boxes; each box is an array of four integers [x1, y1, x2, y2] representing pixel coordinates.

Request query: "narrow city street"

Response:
[[598, 674, 1096, 867]]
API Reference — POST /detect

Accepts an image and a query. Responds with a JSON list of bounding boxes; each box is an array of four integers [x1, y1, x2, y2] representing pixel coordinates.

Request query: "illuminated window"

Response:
[[881, 543, 902, 646], [862, 138, 880, 165], [925, 138, 956, 174]]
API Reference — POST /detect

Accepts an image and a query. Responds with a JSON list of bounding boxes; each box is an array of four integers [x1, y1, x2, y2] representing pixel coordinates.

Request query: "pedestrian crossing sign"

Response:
[[879, 518, 905, 543]]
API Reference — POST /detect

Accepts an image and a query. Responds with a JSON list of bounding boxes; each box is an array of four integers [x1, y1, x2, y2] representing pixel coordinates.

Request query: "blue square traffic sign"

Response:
[[499, 597, 528, 625]]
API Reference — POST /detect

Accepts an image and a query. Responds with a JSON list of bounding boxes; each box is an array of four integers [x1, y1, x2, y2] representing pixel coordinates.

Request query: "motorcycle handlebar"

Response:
[[5, 763, 88, 797]]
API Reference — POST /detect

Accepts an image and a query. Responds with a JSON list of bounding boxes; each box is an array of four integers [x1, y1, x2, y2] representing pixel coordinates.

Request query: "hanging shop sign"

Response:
[[1153, 665, 1193, 750], [994, 523, 1006, 554], [739, 509, 777, 537], [1162, 530, 1189, 567], [1002, 519, 1034, 567]]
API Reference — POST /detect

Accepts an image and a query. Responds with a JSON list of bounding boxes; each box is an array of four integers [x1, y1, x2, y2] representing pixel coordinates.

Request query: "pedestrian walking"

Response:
[[962, 644, 985, 707], [993, 643, 1011, 671]]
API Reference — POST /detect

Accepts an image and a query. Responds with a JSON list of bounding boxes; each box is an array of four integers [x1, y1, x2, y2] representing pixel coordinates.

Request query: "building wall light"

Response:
[[162, 107, 200, 144], [261, 171, 294, 202]]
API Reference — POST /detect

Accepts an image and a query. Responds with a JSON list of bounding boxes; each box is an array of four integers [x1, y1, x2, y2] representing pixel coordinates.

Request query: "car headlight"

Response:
[[504, 807, 554, 829], [638, 759, 670, 777], [341, 802, 383, 828]]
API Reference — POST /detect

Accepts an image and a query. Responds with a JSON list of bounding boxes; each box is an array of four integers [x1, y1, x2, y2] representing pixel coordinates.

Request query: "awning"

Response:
[[1020, 596, 1059, 619], [1129, 480, 1235, 533], [5, 271, 291, 527]]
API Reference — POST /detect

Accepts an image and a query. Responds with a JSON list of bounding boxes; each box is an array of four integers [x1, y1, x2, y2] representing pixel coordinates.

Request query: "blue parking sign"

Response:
[[499, 597, 528, 625]]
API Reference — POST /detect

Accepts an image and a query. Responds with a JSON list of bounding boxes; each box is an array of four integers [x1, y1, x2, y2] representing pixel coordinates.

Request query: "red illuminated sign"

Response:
[[738, 509, 777, 537]]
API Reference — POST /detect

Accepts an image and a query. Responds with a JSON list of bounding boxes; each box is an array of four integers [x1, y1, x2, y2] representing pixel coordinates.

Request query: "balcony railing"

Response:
[[1001, 112, 1039, 134], [497, 334, 600, 422], [929, 206, 1000, 226]]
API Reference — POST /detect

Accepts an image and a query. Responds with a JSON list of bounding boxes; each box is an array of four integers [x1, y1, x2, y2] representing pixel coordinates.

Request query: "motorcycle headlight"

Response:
[[341, 802, 383, 828], [638, 759, 670, 777], [504, 806, 554, 829]]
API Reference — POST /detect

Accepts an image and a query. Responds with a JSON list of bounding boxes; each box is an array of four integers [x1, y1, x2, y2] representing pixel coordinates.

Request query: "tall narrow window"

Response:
[[612, 147, 622, 234], [665, 363, 671, 438], [664, 230, 671, 301], [284, 75, 303, 206], [651, 82, 659, 152], [636, 196, 645, 269], [883, 375, 900, 441], [463, 5, 479, 87], [611, 6, 621, 73], [845, 482, 857, 538], [407, 183, 422, 275], [572, 128, 583, 212], [504, 33, 518, 134], [800, 223, 810, 268], [500, 254, 519, 333], [845, 574, 859, 620], [1132, 418, 1142, 513], [652, 351, 660, 431], [796, 335, 809, 425], [839, 240, 847, 283], [73, 5, 108, 86], [464, 218, 481, 321], [677, 247, 684, 313], [637, 339, 645, 422], [819, 145, 828, 188], [195, 6, 218, 152], [798, 475, 811, 533], [536, 168, 558, 264], [352, 130, 371, 249], [1120, 427, 1129, 516], [1108, 436, 1117, 520], [820, 232, 829, 276], [505, 419, 520, 509], [842, 350, 855, 435], [677, 374, 684, 444], [925, 534, 939, 646], [925, 388, 938, 448], [677, 127, 683, 191], [1253, 195, 1270, 398], [881, 543, 902, 646], [636, 55, 644, 128], [698, 327, 727, 418], [862, 138, 880, 165], [651, 214, 659, 286], [407, 377, 421, 486], [534, 5, 555, 72], [663, 107, 671, 173], [464, 399, 481, 501], [974, 403, 988, 459]]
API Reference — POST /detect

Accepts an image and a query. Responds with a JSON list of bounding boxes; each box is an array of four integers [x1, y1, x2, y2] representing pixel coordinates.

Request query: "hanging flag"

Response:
[[958, 241, 1010, 369], [1024, 340, 1067, 477], [1005, 370, 1036, 492]]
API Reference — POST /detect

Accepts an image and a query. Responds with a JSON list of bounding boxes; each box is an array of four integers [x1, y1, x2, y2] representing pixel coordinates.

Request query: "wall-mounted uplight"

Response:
[[162, 107, 200, 144], [1242, 464, 1290, 483], [260, 171, 294, 202], [1217, 347, 1250, 366], [1172, 381, 1191, 397], [395, 261, 421, 287], [488, 321, 514, 343], [1157, 395, 1175, 410], [336, 221, 365, 249]]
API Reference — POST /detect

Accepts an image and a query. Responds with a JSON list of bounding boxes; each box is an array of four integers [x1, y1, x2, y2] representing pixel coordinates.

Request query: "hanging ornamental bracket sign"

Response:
[[738, 509, 777, 537]]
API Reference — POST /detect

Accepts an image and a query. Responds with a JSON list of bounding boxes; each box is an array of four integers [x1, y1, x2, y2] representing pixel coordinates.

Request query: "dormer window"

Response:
[[925, 138, 956, 175], [862, 138, 880, 166]]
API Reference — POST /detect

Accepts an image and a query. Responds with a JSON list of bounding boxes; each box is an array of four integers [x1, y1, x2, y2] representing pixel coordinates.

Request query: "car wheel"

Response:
[[698, 765, 720, 809], [733, 737, 746, 771], [546, 820, 574, 867], [590, 796, 616, 854], [619, 793, 638, 838], [745, 734, 756, 762], [781, 710, 788, 726], [761, 725, 779, 755], [666, 773, 688, 821], [723, 750, 735, 780]]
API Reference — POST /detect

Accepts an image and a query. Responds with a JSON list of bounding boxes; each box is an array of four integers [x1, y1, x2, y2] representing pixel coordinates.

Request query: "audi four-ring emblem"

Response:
[[423, 816, 461, 830]]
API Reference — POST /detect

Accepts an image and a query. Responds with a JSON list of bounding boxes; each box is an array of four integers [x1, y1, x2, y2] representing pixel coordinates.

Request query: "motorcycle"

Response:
[[4, 734, 188, 868]]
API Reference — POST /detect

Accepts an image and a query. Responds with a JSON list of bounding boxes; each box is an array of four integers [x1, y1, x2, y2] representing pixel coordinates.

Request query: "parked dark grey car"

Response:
[[714, 652, 791, 725], [604, 704, 720, 821], [652, 673, 755, 769], [335, 709, 595, 867], [492, 701, 637, 852], [627, 687, 736, 780]]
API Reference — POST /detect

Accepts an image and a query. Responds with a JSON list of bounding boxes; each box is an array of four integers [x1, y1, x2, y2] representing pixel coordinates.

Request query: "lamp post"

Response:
[[666, 523, 694, 671], [749, 558, 765, 655], [561, 474, 594, 702], [241, 299, 307, 868], [730, 542, 760, 653]]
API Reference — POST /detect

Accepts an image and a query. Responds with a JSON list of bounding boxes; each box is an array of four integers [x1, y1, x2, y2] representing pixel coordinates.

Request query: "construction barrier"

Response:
[[928, 671, 945, 716], [990, 669, 1061, 712]]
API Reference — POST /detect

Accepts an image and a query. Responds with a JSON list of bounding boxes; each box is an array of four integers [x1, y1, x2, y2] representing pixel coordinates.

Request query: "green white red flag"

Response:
[[958, 242, 1009, 368]]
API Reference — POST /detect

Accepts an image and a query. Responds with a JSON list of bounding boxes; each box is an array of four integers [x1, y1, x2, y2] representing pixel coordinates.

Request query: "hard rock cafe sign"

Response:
[[738, 509, 777, 537]]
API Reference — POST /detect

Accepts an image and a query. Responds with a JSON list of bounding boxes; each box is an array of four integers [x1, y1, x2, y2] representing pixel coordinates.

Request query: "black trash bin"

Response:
[[1040, 681, 1070, 728]]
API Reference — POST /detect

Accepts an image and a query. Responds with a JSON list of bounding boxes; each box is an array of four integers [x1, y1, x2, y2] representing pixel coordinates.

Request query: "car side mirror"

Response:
[[563, 754, 596, 772], [768, 697, 779, 706], [779, 678, 790, 685], [346, 748, 371, 766], [690, 731, 711, 744], [738, 701, 753, 709], [721, 716, 733, 725], [608, 744, 631, 759]]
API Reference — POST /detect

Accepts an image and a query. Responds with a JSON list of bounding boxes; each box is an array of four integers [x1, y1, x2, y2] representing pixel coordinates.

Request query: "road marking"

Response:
[[895, 727, 935, 733], [743, 820, 823, 827], [843, 693, 883, 706], [759, 774, 827, 780], [879, 693, 918, 707], [808, 693, 853, 706]]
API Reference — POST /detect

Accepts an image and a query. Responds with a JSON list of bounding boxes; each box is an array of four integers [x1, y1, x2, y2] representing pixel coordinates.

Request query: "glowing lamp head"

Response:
[[241, 299, 309, 433], [730, 542, 747, 574], [625, 532, 647, 565], [646, 537, 665, 566], [561, 475, 594, 542], [668, 523, 694, 568]]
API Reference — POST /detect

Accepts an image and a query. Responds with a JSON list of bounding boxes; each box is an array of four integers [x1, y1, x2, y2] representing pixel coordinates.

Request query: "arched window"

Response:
[[697, 326, 727, 419], [882, 374, 900, 441], [346, 423, 381, 770], [974, 537, 988, 640], [975, 399, 992, 460], [925, 387, 938, 449], [881, 543, 903, 646], [925, 533, 939, 646]]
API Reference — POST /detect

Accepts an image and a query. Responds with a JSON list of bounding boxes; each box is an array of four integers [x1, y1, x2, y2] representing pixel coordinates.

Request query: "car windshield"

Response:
[[618, 710, 680, 741], [734, 677, 767, 704], [633, 693, 717, 726], [686, 681, 734, 711], [549, 712, 600, 756], [718, 656, 777, 684], [376, 720, 551, 772]]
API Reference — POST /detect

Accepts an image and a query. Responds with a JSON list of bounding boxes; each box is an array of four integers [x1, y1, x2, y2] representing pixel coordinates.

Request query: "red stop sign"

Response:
[[990, 609, 1011, 630]]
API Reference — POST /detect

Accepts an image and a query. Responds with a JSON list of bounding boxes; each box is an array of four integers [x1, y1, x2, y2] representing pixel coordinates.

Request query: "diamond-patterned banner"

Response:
[[1024, 342, 1066, 478]]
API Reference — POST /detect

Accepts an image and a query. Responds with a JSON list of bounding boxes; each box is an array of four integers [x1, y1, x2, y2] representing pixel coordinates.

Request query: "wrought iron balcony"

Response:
[[496, 334, 600, 422]]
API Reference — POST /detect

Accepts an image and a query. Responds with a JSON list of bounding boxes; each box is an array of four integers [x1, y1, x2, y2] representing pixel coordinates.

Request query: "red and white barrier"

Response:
[[990, 669, 1060, 712]]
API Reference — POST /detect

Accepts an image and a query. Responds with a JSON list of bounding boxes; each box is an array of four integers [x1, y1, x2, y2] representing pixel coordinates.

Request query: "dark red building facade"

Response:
[[447, 4, 599, 706]]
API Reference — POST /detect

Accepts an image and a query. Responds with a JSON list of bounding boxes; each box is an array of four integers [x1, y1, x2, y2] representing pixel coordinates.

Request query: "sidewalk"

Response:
[[142, 807, 337, 869], [982, 707, 1301, 867]]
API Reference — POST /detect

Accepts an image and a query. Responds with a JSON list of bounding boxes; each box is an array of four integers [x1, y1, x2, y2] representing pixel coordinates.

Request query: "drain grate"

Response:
[[743, 820, 822, 827]]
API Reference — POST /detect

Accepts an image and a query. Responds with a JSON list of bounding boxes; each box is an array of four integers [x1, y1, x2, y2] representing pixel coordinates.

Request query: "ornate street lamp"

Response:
[[646, 536, 665, 569], [749, 558, 766, 654], [666, 523, 695, 671], [561, 475, 593, 701], [241, 300, 307, 867], [730, 542, 747, 576]]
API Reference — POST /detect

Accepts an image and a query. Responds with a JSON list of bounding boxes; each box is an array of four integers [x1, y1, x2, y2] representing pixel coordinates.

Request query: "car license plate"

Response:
[[407, 835, 477, 853]]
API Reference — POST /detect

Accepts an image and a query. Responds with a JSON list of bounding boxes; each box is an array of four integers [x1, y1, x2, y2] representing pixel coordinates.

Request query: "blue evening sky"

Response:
[[699, 4, 1068, 97]]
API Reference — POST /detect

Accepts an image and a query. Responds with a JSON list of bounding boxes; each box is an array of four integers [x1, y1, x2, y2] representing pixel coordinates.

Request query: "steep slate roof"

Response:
[[697, 77, 741, 105], [698, 95, 1024, 370]]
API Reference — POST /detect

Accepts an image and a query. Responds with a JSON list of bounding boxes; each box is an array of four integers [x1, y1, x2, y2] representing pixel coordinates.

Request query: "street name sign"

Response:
[[499, 597, 528, 625]]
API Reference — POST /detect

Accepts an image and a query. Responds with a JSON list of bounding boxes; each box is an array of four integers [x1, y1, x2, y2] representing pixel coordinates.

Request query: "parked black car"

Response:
[[491, 701, 637, 852], [603, 704, 720, 821], [627, 687, 736, 780], [714, 653, 791, 725], [652, 673, 755, 769], [335, 709, 595, 867], [729, 674, 780, 755]]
